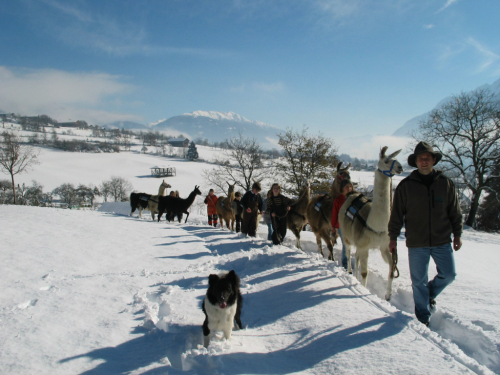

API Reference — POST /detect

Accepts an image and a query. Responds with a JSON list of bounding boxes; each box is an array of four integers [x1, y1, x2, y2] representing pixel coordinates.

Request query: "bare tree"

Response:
[[202, 133, 269, 194], [108, 176, 133, 202], [413, 89, 500, 227], [275, 126, 338, 195], [0, 131, 40, 204]]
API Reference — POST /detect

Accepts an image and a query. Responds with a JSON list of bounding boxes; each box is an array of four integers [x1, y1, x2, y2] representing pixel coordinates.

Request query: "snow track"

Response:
[[133, 221, 499, 374]]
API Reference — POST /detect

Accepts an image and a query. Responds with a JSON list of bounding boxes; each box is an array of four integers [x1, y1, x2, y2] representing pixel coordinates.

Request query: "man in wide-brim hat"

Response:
[[388, 141, 463, 327]]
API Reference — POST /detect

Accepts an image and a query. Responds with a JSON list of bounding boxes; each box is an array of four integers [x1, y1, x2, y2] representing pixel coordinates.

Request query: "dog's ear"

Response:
[[208, 274, 219, 286], [227, 270, 240, 285]]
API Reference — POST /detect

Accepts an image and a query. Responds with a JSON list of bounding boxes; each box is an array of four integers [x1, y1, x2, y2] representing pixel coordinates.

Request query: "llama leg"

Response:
[[314, 232, 323, 256], [345, 244, 353, 274], [381, 248, 394, 301], [359, 250, 369, 287], [319, 231, 334, 261], [138, 208, 142, 219]]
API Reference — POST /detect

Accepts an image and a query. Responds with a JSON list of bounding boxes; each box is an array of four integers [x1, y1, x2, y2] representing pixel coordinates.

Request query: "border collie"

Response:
[[202, 270, 243, 347]]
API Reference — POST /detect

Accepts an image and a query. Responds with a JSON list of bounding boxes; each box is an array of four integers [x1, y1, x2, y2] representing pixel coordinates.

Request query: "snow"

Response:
[[1, 140, 500, 374]]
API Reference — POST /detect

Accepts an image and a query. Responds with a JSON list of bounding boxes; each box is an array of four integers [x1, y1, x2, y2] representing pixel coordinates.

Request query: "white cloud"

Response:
[[436, 0, 459, 13], [465, 37, 500, 73], [230, 81, 285, 96], [338, 134, 411, 160], [0, 66, 141, 124]]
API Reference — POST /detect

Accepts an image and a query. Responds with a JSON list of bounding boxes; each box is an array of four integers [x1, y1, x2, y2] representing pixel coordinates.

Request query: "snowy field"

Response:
[[1, 134, 500, 374]]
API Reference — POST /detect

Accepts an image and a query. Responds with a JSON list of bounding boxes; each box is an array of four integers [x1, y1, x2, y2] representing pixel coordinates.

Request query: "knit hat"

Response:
[[251, 181, 261, 192], [340, 179, 353, 191], [408, 142, 442, 168]]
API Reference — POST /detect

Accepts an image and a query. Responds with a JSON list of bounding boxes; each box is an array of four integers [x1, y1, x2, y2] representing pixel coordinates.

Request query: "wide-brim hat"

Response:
[[408, 141, 442, 168]]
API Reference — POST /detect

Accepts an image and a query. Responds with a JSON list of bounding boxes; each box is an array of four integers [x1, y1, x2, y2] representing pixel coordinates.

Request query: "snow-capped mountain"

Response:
[[393, 77, 500, 137], [152, 110, 281, 148]]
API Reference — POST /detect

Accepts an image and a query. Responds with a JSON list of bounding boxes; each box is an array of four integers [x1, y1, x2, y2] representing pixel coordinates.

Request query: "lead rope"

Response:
[[389, 178, 399, 278]]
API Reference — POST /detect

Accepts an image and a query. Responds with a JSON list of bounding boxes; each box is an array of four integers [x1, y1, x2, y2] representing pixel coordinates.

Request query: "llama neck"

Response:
[[224, 193, 234, 208], [330, 177, 342, 201], [366, 170, 391, 231], [295, 187, 310, 212], [159, 185, 166, 196], [185, 191, 197, 207]]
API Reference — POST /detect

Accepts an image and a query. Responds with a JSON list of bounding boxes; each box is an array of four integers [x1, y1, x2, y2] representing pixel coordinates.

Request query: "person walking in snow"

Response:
[[388, 141, 463, 327], [267, 183, 292, 245], [232, 191, 244, 233], [241, 182, 263, 237], [262, 189, 274, 241], [204, 189, 218, 227]]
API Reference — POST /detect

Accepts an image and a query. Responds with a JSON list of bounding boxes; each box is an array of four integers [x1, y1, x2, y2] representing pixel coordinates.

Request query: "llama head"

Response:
[[194, 185, 202, 196], [227, 182, 236, 199], [378, 147, 403, 177], [161, 180, 172, 189], [336, 162, 351, 181]]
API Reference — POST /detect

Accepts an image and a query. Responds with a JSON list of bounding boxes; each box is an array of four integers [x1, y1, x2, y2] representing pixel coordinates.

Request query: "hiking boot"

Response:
[[429, 298, 437, 313]]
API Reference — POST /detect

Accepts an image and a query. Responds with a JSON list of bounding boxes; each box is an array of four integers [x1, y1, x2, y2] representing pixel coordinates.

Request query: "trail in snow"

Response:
[[124, 216, 499, 375]]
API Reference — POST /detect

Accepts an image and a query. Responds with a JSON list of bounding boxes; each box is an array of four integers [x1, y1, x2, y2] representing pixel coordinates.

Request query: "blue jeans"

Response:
[[408, 243, 456, 323], [267, 222, 274, 241], [337, 228, 348, 269]]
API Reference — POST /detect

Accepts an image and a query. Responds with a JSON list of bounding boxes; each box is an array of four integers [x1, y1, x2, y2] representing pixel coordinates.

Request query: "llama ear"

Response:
[[380, 146, 389, 158], [386, 149, 402, 160], [208, 274, 219, 285], [337, 162, 343, 172], [346, 163, 351, 169]]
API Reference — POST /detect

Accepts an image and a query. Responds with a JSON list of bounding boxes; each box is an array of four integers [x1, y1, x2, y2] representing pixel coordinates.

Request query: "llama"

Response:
[[306, 163, 351, 260], [338, 147, 402, 301], [157, 185, 202, 223], [286, 179, 310, 249], [130, 180, 171, 220], [216, 182, 236, 230]]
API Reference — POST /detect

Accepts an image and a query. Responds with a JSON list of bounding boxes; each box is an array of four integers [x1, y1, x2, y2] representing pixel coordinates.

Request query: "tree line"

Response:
[[0, 177, 133, 207]]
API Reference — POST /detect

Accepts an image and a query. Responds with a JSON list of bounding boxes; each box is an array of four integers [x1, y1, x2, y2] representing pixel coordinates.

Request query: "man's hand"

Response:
[[246, 208, 252, 213], [453, 236, 462, 251], [287, 206, 291, 211], [271, 212, 275, 217], [389, 240, 397, 254]]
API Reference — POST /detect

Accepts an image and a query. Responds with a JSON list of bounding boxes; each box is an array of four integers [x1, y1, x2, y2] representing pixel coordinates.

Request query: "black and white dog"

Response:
[[202, 270, 243, 347]]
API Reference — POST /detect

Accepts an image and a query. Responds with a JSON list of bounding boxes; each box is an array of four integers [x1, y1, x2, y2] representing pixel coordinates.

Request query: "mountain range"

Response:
[[104, 110, 281, 148]]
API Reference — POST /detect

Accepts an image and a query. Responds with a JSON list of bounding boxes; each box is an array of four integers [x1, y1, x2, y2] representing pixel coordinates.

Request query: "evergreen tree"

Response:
[[186, 141, 199, 160]]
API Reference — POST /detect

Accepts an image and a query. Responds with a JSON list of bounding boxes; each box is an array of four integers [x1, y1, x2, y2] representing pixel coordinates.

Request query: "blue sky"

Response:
[[1, 0, 499, 149]]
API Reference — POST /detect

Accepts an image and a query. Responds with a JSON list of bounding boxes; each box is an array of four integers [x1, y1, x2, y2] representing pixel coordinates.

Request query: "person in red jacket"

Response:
[[204, 189, 218, 227], [331, 179, 354, 270]]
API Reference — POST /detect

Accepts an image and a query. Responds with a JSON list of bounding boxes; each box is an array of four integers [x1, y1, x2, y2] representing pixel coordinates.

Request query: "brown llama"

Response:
[[216, 182, 236, 230], [286, 179, 311, 249], [305, 162, 351, 260]]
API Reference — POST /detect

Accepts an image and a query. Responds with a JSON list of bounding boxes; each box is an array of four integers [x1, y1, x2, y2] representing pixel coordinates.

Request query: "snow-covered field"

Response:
[[1, 133, 500, 374]]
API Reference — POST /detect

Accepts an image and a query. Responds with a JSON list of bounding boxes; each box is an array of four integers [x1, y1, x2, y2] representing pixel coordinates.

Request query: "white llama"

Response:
[[338, 147, 403, 300]]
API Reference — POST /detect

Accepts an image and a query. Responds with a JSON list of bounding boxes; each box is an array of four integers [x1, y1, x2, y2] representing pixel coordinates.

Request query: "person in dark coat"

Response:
[[267, 183, 292, 245], [262, 189, 274, 241], [389, 141, 463, 327], [240, 182, 263, 237], [231, 192, 244, 233]]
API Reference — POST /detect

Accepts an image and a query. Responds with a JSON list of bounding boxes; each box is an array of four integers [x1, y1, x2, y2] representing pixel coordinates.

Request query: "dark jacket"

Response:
[[388, 170, 463, 248], [266, 194, 292, 218], [241, 191, 263, 212]]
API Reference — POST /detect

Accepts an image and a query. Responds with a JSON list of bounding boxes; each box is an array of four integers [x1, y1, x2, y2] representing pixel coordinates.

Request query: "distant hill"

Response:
[[102, 120, 150, 131], [393, 77, 500, 137], [152, 110, 281, 148]]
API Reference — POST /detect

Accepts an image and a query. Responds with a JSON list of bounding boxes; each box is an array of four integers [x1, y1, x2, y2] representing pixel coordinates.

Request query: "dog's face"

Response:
[[206, 270, 240, 309]]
